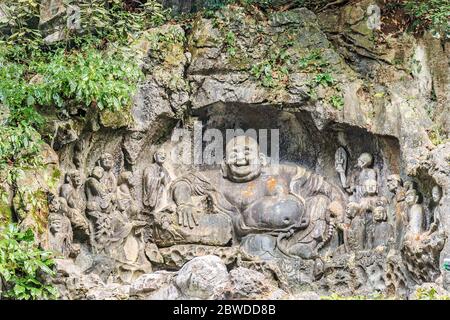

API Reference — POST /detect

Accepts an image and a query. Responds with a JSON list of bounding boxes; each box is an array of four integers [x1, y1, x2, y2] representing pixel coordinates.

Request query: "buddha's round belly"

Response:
[[243, 195, 305, 229]]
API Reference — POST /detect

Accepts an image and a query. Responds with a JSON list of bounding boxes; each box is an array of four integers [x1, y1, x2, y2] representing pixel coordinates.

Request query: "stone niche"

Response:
[[50, 102, 446, 297], [194, 102, 402, 190]]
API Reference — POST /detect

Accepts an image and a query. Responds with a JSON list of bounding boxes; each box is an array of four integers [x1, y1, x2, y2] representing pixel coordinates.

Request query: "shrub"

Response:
[[404, 0, 450, 38], [0, 224, 58, 300]]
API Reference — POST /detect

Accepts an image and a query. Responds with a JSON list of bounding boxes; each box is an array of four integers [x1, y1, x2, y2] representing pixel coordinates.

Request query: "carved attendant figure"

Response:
[[85, 166, 113, 252], [343, 153, 378, 202], [405, 188, 425, 241], [387, 174, 407, 248], [60, 170, 89, 238], [431, 185, 443, 229], [48, 195, 73, 258], [343, 202, 365, 252], [99, 153, 117, 194], [143, 150, 170, 212], [335, 147, 348, 189], [372, 206, 393, 250]]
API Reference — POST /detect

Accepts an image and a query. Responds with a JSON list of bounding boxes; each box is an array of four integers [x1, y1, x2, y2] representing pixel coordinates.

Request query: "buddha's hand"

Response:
[[177, 204, 199, 229], [328, 201, 344, 219]]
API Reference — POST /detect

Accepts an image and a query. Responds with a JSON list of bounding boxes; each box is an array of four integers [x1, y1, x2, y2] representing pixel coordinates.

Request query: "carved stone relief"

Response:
[[47, 108, 448, 297]]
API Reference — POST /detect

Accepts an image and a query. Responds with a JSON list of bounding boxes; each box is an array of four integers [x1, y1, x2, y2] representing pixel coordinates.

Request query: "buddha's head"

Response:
[[405, 189, 420, 206], [387, 174, 402, 193], [100, 153, 114, 171], [154, 150, 166, 165], [373, 206, 387, 222], [346, 202, 360, 219], [223, 136, 264, 183], [357, 153, 373, 169], [364, 179, 378, 196], [69, 170, 82, 188], [432, 185, 442, 204]]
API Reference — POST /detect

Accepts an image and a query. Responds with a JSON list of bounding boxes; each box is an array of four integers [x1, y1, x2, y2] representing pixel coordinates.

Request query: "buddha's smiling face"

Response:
[[225, 136, 262, 183]]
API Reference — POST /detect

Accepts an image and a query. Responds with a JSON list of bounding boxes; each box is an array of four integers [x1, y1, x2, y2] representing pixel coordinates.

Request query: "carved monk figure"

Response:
[[143, 150, 170, 212], [99, 153, 117, 194], [405, 188, 425, 241], [48, 195, 73, 258], [372, 206, 393, 250], [347, 153, 378, 202], [60, 170, 89, 239], [161, 135, 345, 260], [387, 174, 407, 249], [85, 166, 113, 252], [429, 185, 443, 232], [117, 171, 138, 215], [343, 202, 365, 252]]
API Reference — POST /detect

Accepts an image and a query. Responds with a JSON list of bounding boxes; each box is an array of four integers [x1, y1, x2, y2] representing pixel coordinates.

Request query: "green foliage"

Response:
[[0, 0, 42, 50], [0, 224, 58, 300], [32, 47, 142, 111], [250, 48, 290, 88], [75, 0, 171, 45], [298, 50, 329, 71], [145, 26, 185, 62], [428, 125, 450, 146], [404, 0, 450, 38], [321, 293, 391, 300], [312, 72, 336, 87], [225, 31, 237, 56], [0, 125, 43, 181], [415, 287, 450, 300], [329, 94, 344, 110]]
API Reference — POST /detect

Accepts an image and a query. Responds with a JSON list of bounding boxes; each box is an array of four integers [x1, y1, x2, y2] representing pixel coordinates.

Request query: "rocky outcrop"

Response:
[[11, 2, 450, 300]]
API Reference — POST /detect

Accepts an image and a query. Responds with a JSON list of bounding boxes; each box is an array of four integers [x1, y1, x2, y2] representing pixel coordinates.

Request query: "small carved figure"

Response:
[[98, 153, 117, 194], [85, 166, 113, 252], [387, 174, 408, 249], [117, 171, 138, 215], [372, 206, 393, 250], [352, 153, 377, 201], [85, 166, 111, 214], [60, 170, 89, 239], [337, 151, 378, 203], [430, 185, 443, 232], [359, 178, 385, 211], [335, 147, 348, 189], [431, 185, 442, 227], [143, 150, 170, 212], [405, 188, 425, 241], [48, 195, 73, 258], [343, 202, 365, 252]]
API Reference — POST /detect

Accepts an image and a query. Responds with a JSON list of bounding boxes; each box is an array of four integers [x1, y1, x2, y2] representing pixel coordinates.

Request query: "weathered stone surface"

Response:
[[129, 271, 175, 297], [158, 245, 239, 269], [225, 267, 286, 299], [175, 255, 230, 299]]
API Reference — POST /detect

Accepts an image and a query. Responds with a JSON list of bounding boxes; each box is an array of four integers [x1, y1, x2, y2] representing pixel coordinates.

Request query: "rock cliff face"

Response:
[[12, 2, 450, 299]]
